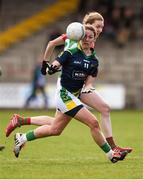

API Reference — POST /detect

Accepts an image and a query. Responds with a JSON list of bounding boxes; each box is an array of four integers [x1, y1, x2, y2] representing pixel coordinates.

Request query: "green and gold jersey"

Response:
[[56, 44, 99, 92]]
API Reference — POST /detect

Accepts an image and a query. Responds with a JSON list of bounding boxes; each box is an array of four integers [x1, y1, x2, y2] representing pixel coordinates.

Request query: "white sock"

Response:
[[106, 149, 113, 160]]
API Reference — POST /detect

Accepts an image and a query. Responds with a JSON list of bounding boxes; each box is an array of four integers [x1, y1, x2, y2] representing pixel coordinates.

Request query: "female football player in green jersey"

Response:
[[6, 12, 132, 154], [11, 25, 127, 162]]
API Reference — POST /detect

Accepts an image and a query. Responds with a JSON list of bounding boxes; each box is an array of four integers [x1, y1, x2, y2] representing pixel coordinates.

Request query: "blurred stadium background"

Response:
[[1, 1, 143, 179], [0, 0, 143, 109]]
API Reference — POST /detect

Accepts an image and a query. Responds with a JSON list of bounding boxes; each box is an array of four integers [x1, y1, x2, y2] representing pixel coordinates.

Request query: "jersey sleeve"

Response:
[[89, 61, 99, 77], [61, 34, 67, 41], [56, 51, 72, 65]]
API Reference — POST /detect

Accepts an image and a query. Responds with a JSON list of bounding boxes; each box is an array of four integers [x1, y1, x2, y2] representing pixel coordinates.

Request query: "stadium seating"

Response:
[[0, 0, 79, 53]]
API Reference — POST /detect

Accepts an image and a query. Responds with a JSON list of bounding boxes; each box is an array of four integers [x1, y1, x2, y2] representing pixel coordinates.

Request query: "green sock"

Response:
[[101, 143, 111, 153], [26, 131, 36, 141]]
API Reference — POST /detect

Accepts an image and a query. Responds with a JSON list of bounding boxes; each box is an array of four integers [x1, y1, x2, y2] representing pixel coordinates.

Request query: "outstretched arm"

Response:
[[43, 35, 66, 61], [41, 34, 66, 75]]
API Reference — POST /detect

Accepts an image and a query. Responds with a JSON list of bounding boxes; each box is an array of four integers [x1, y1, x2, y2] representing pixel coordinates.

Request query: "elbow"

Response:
[[48, 40, 57, 48]]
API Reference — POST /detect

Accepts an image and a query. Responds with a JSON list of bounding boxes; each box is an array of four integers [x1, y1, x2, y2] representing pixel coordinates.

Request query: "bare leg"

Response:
[[80, 91, 112, 138], [80, 91, 133, 153], [13, 108, 128, 162], [31, 116, 54, 126], [34, 111, 71, 138], [74, 107, 106, 146], [13, 111, 71, 158], [5, 114, 54, 137]]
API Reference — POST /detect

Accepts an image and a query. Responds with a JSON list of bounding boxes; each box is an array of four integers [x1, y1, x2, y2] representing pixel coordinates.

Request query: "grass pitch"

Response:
[[0, 109, 143, 179]]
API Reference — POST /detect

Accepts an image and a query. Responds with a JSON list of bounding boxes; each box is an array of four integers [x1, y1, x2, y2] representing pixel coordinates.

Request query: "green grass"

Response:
[[0, 109, 143, 179]]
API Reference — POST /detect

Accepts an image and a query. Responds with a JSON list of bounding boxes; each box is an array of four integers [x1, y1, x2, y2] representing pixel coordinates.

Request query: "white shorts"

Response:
[[56, 78, 84, 117]]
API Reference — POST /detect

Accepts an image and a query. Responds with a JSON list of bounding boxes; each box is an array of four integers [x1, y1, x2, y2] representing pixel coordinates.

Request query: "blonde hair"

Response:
[[83, 12, 104, 25], [84, 24, 96, 37]]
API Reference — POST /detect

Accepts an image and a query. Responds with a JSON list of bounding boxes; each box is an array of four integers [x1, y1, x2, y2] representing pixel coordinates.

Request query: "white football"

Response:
[[66, 22, 85, 41]]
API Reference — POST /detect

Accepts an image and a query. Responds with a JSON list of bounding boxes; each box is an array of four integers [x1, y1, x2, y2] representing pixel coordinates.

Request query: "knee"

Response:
[[90, 119, 100, 130], [101, 103, 110, 115], [50, 127, 62, 136]]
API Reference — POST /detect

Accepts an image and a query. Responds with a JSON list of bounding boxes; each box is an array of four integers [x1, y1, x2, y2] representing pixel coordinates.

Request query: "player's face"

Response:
[[81, 29, 95, 48], [91, 20, 104, 38]]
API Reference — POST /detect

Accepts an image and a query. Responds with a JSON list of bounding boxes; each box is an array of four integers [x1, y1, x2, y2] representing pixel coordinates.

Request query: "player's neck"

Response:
[[82, 48, 92, 56], [79, 42, 92, 56]]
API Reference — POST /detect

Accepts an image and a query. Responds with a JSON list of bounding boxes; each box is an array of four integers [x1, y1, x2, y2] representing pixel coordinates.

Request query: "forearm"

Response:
[[43, 41, 56, 61], [41, 36, 64, 75], [43, 37, 65, 61], [84, 76, 96, 88]]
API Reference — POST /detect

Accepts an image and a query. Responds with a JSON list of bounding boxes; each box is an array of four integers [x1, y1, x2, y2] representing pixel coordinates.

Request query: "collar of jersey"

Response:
[[77, 42, 96, 59]]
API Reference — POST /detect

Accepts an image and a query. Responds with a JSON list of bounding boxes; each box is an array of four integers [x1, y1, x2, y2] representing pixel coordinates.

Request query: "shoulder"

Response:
[[58, 50, 72, 59], [66, 45, 79, 55], [92, 50, 99, 64], [92, 57, 99, 67], [64, 39, 78, 51]]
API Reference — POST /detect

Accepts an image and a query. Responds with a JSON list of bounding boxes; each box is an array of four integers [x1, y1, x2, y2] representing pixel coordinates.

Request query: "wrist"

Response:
[[43, 59, 49, 63]]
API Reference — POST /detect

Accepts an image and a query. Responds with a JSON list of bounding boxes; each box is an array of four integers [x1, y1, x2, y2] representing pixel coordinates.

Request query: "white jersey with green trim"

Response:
[[64, 39, 78, 51]]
